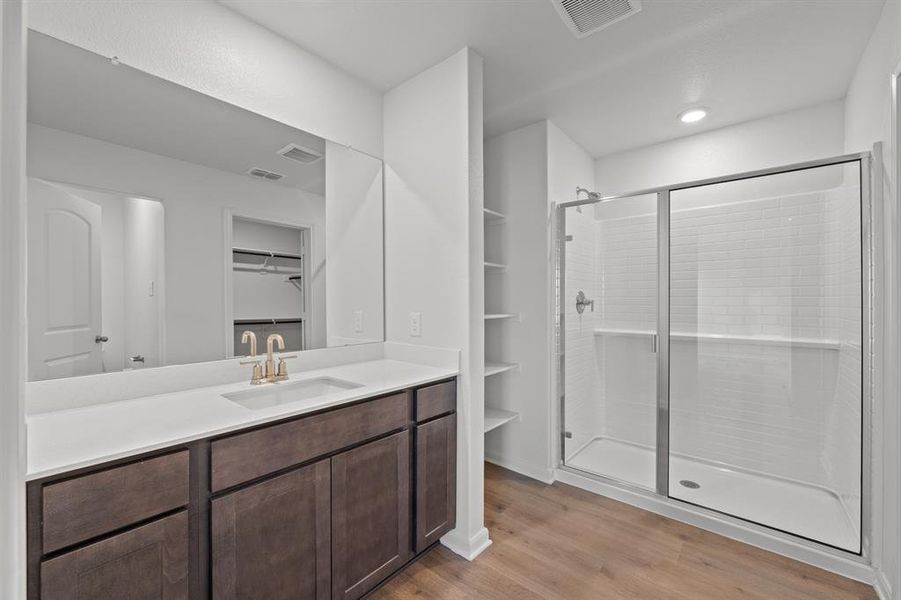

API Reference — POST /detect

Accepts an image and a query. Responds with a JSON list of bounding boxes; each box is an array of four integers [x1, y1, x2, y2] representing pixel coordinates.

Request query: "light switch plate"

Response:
[[410, 312, 422, 337], [353, 310, 364, 333]]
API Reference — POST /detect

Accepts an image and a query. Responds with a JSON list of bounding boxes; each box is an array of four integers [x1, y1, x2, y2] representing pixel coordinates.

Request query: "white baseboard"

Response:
[[440, 526, 492, 561], [555, 467, 877, 586], [874, 569, 893, 600], [485, 452, 555, 484]]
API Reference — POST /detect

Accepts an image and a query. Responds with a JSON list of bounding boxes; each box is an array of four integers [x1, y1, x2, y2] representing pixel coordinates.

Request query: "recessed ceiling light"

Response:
[[679, 108, 708, 124]]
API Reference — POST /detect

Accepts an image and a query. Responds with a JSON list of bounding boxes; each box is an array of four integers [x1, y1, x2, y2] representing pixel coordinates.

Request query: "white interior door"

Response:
[[27, 178, 103, 380]]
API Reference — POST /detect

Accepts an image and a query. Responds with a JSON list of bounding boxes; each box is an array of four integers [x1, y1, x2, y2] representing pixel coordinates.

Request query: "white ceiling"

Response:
[[221, 0, 885, 158], [28, 31, 327, 194]]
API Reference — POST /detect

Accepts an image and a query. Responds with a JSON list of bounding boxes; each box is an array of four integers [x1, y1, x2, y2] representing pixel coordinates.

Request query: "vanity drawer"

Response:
[[211, 392, 410, 492], [414, 380, 456, 423], [42, 450, 190, 554]]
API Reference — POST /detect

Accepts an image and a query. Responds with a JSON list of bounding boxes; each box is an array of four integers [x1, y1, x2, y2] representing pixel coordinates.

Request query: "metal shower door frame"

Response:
[[555, 151, 874, 558]]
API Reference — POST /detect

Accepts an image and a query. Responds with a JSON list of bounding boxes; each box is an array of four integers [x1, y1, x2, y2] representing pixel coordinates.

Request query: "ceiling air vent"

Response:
[[277, 143, 323, 164], [247, 167, 284, 181], [551, 0, 642, 39]]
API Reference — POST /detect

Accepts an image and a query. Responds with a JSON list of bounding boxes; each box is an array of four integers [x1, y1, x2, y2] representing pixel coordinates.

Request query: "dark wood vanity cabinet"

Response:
[[42, 511, 190, 600], [415, 413, 457, 553], [211, 460, 331, 600], [332, 431, 411, 600], [27, 378, 457, 600]]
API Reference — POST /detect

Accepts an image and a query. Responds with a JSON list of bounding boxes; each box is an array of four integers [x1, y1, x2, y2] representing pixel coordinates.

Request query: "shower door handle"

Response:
[[651, 334, 658, 353]]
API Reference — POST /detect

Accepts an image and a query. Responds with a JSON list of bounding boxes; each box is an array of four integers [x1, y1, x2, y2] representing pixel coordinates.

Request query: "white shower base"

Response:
[[567, 437, 859, 552]]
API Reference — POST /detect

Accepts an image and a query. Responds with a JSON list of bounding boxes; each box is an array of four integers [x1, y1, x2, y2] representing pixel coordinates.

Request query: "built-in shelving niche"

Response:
[[483, 207, 519, 434]]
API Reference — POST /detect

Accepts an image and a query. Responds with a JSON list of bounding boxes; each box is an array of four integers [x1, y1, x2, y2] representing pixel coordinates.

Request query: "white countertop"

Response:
[[27, 359, 457, 481]]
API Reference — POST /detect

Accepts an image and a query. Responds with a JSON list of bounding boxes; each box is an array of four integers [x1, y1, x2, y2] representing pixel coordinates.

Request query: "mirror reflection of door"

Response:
[[27, 178, 165, 380], [27, 178, 102, 380]]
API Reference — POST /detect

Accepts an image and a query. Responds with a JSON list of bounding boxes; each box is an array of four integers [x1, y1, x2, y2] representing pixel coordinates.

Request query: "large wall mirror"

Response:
[[26, 31, 384, 381]]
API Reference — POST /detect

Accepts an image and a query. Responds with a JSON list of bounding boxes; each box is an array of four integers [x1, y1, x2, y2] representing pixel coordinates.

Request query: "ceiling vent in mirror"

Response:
[[551, 0, 642, 39], [277, 143, 324, 164], [247, 167, 284, 181]]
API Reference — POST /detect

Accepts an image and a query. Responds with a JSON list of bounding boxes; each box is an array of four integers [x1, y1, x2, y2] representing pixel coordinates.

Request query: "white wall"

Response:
[[27, 0, 383, 157], [844, 1, 901, 596], [384, 48, 488, 559], [0, 2, 27, 596], [325, 141, 384, 346], [123, 197, 165, 369], [595, 100, 846, 195], [27, 123, 326, 367]]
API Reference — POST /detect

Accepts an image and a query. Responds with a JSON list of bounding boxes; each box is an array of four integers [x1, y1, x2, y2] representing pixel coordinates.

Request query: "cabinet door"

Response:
[[211, 460, 330, 600], [331, 430, 411, 600], [41, 511, 189, 600], [415, 414, 457, 552]]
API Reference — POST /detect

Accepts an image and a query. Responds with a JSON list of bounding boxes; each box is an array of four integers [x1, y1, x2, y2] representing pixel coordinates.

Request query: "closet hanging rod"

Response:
[[234, 318, 304, 326], [232, 247, 303, 261]]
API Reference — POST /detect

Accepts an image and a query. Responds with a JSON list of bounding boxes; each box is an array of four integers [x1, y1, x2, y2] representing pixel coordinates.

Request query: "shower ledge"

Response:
[[592, 328, 841, 350]]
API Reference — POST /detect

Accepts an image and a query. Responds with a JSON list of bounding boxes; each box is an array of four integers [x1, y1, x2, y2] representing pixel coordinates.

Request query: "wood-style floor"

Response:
[[374, 463, 876, 600]]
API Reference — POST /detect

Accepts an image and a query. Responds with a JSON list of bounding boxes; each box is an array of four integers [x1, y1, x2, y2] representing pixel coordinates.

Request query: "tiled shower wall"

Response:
[[587, 186, 861, 511]]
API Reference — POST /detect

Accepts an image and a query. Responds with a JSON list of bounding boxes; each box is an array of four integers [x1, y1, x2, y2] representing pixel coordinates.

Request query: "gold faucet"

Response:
[[241, 332, 296, 385]]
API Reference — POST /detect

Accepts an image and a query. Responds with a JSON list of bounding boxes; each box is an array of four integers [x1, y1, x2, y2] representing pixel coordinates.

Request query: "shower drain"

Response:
[[679, 480, 701, 489]]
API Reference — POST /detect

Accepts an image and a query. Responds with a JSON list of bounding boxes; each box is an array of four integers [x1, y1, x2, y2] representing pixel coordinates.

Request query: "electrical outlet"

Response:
[[353, 310, 364, 333], [410, 312, 422, 337]]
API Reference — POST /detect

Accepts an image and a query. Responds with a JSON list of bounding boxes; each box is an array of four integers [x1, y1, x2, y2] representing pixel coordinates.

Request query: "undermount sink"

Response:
[[223, 377, 363, 410]]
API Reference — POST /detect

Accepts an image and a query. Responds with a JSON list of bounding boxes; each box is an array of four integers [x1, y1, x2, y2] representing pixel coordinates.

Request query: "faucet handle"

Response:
[[276, 355, 297, 381], [240, 359, 264, 385]]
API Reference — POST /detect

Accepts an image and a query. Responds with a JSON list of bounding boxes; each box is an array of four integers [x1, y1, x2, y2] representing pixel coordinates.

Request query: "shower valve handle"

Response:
[[575, 290, 594, 314]]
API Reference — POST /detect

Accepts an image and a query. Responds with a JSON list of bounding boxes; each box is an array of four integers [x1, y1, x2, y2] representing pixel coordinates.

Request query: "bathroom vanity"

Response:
[[22, 27, 461, 600], [26, 373, 457, 599]]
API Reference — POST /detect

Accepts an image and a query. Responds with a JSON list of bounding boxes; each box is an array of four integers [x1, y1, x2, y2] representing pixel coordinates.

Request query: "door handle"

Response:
[[95, 335, 109, 343]]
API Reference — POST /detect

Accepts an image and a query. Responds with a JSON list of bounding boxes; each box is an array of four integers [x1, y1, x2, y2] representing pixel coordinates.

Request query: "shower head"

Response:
[[576, 186, 602, 201]]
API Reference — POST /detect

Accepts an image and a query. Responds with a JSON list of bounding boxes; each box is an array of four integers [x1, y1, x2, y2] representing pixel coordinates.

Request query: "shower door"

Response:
[[559, 154, 869, 555], [666, 160, 864, 553], [560, 193, 659, 491]]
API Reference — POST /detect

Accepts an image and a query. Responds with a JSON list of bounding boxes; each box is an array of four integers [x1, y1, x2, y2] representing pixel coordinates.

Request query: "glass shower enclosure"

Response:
[[556, 154, 870, 555]]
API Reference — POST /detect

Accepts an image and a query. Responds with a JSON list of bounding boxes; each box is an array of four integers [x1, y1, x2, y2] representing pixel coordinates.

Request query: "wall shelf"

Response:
[[484, 261, 507, 271], [485, 313, 517, 321], [484, 408, 519, 433], [483, 207, 506, 223], [485, 362, 518, 377]]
